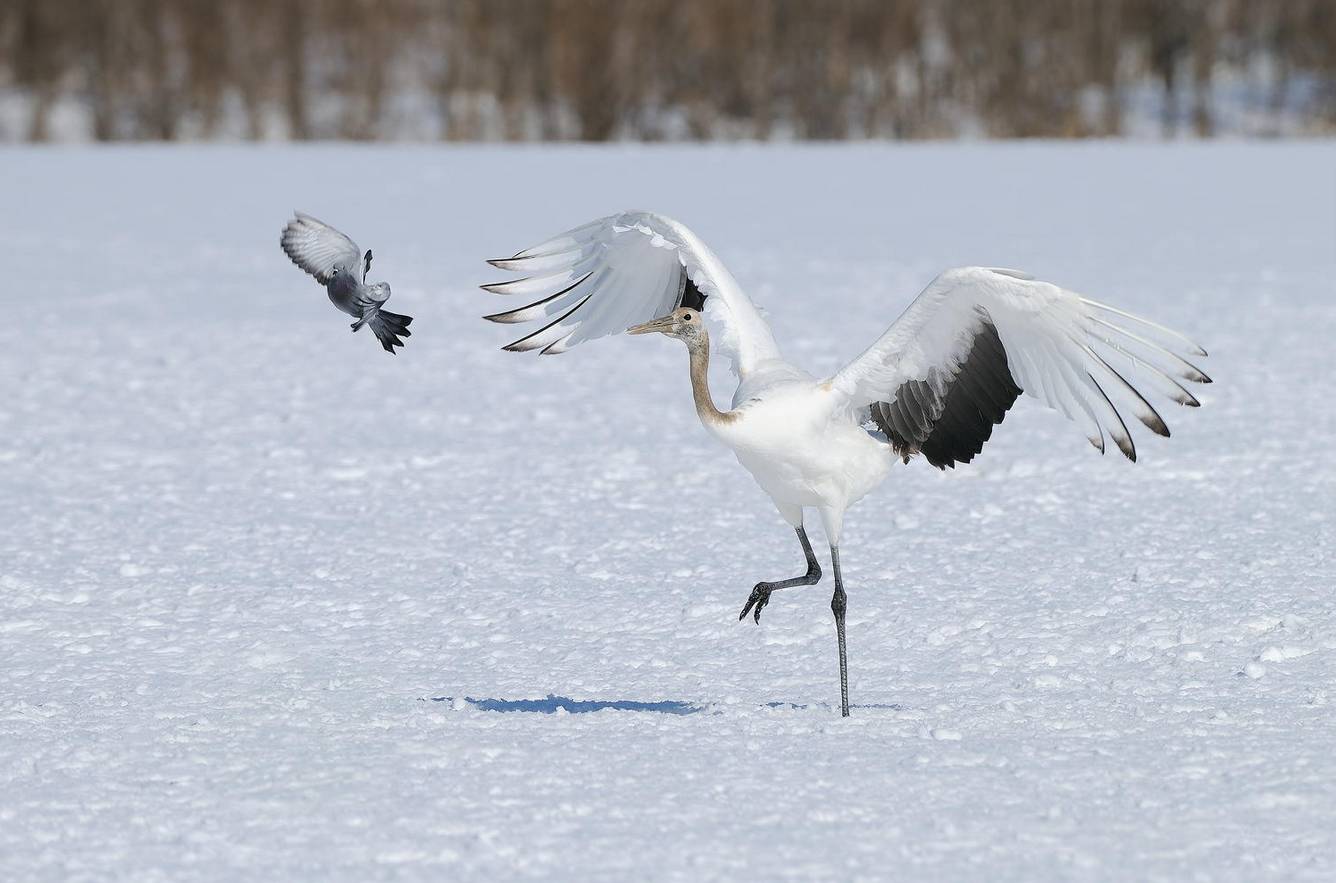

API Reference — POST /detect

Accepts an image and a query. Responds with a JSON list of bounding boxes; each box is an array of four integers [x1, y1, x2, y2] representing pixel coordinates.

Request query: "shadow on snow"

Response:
[[422, 695, 904, 715], [427, 695, 702, 715]]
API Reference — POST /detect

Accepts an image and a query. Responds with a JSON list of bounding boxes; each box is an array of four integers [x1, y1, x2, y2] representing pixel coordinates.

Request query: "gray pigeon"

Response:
[[280, 212, 413, 354]]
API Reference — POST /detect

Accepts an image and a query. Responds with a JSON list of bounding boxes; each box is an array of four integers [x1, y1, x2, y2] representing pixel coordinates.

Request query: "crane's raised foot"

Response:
[[738, 526, 823, 625], [740, 583, 774, 623], [738, 565, 822, 624]]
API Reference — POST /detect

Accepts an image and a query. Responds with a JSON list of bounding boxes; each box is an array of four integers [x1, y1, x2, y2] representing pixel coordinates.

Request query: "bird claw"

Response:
[[739, 584, 772, 624]]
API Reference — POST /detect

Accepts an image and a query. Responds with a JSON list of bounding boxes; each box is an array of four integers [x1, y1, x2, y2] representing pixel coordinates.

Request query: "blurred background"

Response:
[[2, 0, 1334, 143]]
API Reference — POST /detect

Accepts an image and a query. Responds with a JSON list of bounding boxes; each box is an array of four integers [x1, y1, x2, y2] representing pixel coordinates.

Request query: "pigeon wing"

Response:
[[281, 212, 365, 285]]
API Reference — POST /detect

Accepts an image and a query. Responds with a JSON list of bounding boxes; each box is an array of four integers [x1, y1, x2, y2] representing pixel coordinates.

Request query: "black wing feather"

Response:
[[873, 319, 1023, 469]]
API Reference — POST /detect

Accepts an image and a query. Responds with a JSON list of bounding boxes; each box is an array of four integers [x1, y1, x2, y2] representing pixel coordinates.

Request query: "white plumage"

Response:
[[486, 210, 1210, 717], [829, 266, 1208, 461], [485, 211, 781, 371]]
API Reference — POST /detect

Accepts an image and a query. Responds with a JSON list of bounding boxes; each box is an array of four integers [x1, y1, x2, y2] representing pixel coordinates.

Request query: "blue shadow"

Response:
[[427, 694, 703, 715], [762, 701, 904, 711], [423, 696, 903, 715]]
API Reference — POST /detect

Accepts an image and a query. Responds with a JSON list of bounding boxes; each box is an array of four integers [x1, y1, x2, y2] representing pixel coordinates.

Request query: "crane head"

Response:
[[627, 308, 704, 344]]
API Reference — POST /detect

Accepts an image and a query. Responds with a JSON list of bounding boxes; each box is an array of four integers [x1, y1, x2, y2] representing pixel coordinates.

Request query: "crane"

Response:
[[484, 211, 1210, 717]]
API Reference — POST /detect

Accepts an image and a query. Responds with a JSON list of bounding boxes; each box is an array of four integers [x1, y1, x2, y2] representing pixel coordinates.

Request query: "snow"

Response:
[[2, 142, 1335, 880]]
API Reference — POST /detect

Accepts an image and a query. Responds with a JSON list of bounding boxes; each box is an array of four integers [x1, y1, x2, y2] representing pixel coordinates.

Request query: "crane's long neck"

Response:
[[687, 332, 736, 428]]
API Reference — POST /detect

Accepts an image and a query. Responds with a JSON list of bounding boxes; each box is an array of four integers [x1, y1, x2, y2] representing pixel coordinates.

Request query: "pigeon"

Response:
[[280, 212, 413, 354]]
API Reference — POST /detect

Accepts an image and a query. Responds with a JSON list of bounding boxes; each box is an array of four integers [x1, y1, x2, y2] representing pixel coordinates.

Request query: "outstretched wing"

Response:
[[829, 267, 1210, 467], [483, 210, 781, 375], [281, 212, 365, 285]]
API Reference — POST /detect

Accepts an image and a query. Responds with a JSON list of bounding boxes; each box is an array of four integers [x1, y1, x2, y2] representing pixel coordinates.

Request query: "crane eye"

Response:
[[683, 314, 692, 321]]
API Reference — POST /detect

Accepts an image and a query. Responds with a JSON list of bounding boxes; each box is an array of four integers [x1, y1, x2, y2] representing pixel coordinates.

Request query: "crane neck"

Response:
[[687, 332, 736, 428]]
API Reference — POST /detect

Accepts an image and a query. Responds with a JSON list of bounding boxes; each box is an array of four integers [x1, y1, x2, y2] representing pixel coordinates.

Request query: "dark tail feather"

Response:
[[364, 309, 413, 354]]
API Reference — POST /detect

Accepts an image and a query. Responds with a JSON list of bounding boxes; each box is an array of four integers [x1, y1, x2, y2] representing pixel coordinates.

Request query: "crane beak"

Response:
[[627, 315, 675, 336]]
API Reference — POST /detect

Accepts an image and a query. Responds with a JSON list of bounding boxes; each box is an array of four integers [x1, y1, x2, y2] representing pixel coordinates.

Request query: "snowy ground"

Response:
[[3, 142, 1334, 880]]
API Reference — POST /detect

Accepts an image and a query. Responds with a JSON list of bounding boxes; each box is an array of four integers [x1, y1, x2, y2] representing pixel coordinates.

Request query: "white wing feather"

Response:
[[281, 212, 364, 285], [829, 267, 1210, 461], [484, 211, 782, 375]]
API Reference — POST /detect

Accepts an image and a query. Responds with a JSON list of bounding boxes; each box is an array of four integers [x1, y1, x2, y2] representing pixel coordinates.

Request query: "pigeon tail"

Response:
[[355, 308, 413, 354]]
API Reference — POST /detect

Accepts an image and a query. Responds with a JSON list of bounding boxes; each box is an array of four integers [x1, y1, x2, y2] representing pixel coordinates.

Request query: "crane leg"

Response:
[[830, 545, 850, 717], [739, 526, 822, 624]]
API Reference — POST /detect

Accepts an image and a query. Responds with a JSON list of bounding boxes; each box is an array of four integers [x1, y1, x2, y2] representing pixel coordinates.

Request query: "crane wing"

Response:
[[483, 211, 782, 375], [828, 267, 1210, 467], [281, 212, 365, 285]]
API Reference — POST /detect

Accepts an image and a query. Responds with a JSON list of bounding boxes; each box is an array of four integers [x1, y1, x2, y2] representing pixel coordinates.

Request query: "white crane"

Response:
[[484, 211, 1210, 717]]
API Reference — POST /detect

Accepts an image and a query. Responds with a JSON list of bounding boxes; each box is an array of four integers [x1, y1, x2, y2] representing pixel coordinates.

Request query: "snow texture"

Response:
[[2, 143, 1334, 881]]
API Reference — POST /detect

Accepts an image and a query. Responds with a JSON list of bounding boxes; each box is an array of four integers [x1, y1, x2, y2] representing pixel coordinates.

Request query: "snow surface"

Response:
[[2, 142, 1335, 881]]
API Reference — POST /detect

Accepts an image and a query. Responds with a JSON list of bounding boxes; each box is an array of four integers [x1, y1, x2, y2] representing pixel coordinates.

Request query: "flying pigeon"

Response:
[[280, 212, 413, 353]]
